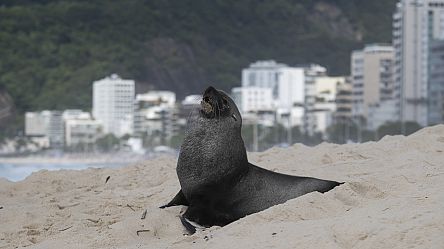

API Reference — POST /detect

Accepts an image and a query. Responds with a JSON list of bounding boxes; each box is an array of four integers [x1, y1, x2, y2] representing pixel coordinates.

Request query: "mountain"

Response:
[[0, 0, 397, 131]]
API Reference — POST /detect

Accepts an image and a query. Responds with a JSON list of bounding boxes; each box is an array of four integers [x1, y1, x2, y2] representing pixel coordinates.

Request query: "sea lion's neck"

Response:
[[177, 118, 248, 195]]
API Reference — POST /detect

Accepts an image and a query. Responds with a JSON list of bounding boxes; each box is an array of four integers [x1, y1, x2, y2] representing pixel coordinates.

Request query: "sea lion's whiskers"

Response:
[[186, 108, 198, 130], [186, 108, 195, 122], [216, 100, 221, 120], [218, 98, 223, 119]]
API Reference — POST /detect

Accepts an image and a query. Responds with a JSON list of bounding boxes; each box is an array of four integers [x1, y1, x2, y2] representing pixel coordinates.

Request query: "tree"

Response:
[[327, 122, 358, 144], [96, 133, 119, 152], [377, 121, 422, 139]]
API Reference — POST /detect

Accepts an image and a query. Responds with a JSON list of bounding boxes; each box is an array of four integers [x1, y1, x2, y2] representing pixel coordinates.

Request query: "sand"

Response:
[[0, 125, 443, 249]]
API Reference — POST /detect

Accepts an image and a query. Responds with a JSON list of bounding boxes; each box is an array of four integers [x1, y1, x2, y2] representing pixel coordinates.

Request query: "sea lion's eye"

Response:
[[222, 97, 228, 107], [204, 96, 210, 103]]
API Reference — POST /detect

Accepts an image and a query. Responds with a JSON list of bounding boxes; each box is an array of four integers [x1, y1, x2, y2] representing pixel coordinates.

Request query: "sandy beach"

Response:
[[0, 125, 443, 249]]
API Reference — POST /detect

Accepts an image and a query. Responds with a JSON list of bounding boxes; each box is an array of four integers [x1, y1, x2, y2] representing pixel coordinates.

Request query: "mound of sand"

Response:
[[1, 125, 443, 249]]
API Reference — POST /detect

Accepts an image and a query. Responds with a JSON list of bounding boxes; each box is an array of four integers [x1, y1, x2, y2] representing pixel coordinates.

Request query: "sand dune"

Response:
[[0, 125, 443, 249]]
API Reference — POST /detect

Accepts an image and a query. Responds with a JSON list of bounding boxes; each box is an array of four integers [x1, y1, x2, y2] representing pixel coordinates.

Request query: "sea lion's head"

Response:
[[200, 86, 241, 125]]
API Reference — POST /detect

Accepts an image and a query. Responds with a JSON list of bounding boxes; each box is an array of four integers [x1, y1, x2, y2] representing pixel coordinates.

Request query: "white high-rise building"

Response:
[[276, 67, 306, 110], [241, 61, 305, 110], [231, 87, 273, 113], [241, 61, 327, 134], [242, 60, 287, 99], [393, 0, 444, 126], [92, 74, 135, 137]]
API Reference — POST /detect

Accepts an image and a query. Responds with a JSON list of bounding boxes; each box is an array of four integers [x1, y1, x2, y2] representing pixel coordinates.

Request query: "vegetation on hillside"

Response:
[[0, 0, 397, 136]]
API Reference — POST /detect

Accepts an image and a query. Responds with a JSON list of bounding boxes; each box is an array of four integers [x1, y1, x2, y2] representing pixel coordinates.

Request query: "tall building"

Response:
[[276, 67, 306, 110], [351, 44, 396, 128], [231, 87, 275, 127], [241, 61, 325, 132], [333, 78, 353, 124], [393, 0, 444, 126], [92, 74, 135, 137], [428, 40, 444, 124], [242, 60, 287, 99], [231, 87, 273, 113], [367, 100, 399, 130], [313, 76, 347, 135], [242, 60, 305, 111], [25, 111, 64, 148], [303, 64, 327, 135], [133, 91, 178, 143]]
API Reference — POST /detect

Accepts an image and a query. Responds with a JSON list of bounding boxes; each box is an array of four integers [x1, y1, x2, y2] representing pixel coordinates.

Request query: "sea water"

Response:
[[0, 162, 126, 182]]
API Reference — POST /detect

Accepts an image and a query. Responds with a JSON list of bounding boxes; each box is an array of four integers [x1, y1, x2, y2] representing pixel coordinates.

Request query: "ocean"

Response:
[[0, 162, 126, 182]]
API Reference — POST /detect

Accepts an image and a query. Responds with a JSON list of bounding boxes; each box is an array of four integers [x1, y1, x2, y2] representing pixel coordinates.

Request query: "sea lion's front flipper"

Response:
[[181, 206, 207, 234], [180, 215, 207, 234], [180, 216, 197, 234], [159, 190, 189, 208]]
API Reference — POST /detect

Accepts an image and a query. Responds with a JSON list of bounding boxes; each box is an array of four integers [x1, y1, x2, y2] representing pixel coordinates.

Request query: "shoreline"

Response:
[[0, 157, 138, 165], [0, 152, 175, 165], [0, 152, 178, 182]]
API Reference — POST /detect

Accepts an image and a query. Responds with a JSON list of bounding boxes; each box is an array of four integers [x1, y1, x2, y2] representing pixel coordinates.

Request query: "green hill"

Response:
[[0, 0, 397, 134]]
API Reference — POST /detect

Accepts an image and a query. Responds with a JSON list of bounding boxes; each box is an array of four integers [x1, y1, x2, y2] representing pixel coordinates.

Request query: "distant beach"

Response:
[[0, 152, 168, 181], [0, 162, 128, 182]]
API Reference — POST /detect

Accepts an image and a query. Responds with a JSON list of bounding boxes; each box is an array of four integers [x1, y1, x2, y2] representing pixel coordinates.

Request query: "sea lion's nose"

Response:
[[204, 86, 217, 96]]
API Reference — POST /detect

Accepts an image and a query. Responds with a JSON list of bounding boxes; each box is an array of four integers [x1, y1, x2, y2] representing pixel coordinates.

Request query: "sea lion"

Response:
[[161, 86, 342, 233]]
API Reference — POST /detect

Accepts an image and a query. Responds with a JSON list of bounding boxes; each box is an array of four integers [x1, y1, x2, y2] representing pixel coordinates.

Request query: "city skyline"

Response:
[[4, 0, 444, 154]]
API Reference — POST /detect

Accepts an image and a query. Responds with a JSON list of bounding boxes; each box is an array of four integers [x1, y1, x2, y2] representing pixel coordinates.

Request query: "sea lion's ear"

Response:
[[232, 113, 237, 121]]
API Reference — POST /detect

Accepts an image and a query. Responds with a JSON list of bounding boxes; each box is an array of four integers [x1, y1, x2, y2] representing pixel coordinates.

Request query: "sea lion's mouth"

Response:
[[201, 97, 213, 114]]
